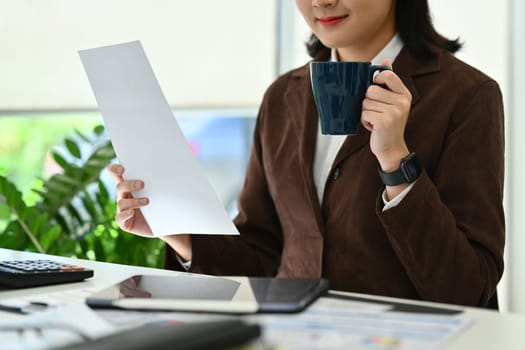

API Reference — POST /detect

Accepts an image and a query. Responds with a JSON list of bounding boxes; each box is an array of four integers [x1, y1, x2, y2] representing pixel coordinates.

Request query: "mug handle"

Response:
[[368, 65, 392, 89]]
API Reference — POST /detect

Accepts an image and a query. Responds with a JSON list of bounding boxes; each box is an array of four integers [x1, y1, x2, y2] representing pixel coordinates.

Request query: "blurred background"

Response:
[[0, 0, 523, 314]]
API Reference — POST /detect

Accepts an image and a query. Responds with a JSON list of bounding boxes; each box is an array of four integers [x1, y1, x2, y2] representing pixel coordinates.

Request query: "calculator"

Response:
[[0, 260, 94, 288]]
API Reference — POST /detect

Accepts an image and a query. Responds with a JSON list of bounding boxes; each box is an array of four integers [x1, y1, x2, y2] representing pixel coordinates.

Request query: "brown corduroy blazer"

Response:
[[165, 45, 505, 307]]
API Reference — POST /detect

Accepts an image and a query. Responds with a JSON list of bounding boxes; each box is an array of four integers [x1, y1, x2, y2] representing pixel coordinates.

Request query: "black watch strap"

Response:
[[378, 152, 422, 186]]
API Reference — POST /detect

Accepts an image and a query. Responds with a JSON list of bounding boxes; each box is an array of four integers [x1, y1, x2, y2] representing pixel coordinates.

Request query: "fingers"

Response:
[[107, 163, 153, 236], [364, 68, 412, 121], [109, 163, 146, 201], [362, 68, 411, 134], [373, 70, 411, 96], [107, 163, 124, 181], [361, 109, 403, 132], [362, 95, 410, 120], [361, 110, 384, 132], [366, 85, 397, 105], [110, 164, 149, 229], [115, 209, 137, 230], [116, 180, 144, 198], [109, 163, 146, 199], [115, 207, 152, 237], [117, 197, 149, 212], [116, 210, 132, 230], [362, 97, 388, 113], [115, 198, 148, 229], [115, 196, 149, 230]]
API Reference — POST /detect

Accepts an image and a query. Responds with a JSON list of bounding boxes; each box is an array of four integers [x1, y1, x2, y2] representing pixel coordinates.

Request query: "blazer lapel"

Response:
[[331, 126, 371, 170], [287, 64, 325, 235]]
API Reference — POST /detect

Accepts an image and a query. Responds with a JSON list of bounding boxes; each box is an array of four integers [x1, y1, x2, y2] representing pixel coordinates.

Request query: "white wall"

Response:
[[507, 0, 525, 314], [0, 0, 277, 110], [428, 0, 509, 109]]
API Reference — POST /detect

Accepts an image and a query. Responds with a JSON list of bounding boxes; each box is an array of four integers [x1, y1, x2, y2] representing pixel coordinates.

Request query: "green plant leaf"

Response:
[[0, 203, 11, 219], [66, 204, 84, 226], [81, 191, 99, 219], [78, 236, 89, 255], [74, 129, 91, 143], [52, 151, 69, 169], [30, 212, 49, 237], [17, 206, 31, 220], [94, 236, 106, 261], [5, 191, 16, 207], [54, 211, 70, 235], [65, 164, 84, 179], [33, 189, 61, 206], [94, 146, 116, 158], [52, 238, 77, 257], [93, 125, 104, 135], [97, 180, 110, 203], [54, 174, 82, 187], [1, 222, 29, 250], [44, 177, 72, 194], [86, 158, 109, 168], [65, 138, 82, 159], [40, 226, 61, 251]]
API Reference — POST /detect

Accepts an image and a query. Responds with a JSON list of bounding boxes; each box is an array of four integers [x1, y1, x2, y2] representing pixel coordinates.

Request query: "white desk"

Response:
[[1, 248, 524, 349]]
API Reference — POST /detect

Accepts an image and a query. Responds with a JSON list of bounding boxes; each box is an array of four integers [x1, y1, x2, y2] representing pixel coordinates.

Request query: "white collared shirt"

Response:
[[313, 34, 414, 210]]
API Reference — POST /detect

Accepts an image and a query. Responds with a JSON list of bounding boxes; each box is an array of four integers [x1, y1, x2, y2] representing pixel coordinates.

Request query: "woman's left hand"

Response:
[[361, 58, 412, 172]]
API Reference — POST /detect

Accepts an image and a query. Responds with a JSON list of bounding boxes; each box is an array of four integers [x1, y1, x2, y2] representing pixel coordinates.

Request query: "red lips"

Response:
[[317, 15, 348, 27]]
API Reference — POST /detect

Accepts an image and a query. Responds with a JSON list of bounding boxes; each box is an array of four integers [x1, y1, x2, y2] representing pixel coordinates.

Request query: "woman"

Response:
[[109, 0, 504, 307]]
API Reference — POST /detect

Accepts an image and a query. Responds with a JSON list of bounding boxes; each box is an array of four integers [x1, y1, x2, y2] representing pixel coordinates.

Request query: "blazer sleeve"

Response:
[[165, 98, 283, 276], [376, 80, 505, 306]]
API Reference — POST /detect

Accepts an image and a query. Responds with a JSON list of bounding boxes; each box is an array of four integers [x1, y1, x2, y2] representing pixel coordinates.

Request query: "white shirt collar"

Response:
[[330, 33, 404, 64]]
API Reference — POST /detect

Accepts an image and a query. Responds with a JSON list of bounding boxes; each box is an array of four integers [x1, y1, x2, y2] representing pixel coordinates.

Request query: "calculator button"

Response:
[[59, 266, 85, 271], [0, 267, 21, 273], [36, 267, 51, 271]]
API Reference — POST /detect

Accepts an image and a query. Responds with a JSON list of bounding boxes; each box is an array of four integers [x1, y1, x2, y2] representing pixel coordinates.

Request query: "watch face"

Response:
[[401, 153, 421, 182], [402, 162, 418, 181]]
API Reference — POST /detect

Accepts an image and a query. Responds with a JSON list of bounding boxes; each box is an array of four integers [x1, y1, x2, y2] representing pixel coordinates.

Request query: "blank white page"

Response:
[[79, 41, 238, 236]]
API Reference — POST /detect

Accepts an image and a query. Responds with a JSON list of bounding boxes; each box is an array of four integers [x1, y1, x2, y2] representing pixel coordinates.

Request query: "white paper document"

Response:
[[255, 301, 472, 350], [79, 41, 238, 236], [0, 304, 116, 350]]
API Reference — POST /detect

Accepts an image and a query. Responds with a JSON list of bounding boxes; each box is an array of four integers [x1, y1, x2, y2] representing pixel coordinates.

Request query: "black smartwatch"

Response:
[[378, 152, 422, 186]]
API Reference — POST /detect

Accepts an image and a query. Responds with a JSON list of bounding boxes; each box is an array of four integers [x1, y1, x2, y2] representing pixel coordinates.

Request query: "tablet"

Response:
[[86, 274, 329, 314]]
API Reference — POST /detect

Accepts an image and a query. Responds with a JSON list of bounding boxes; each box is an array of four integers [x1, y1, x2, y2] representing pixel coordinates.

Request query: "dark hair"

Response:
[[306, 0, 462, 60]]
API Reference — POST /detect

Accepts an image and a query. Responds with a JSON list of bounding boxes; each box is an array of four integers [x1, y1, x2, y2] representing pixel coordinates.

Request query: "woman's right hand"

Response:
[[107, 163, 153, 237]]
